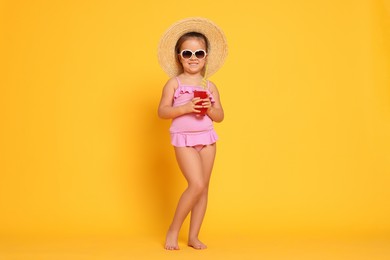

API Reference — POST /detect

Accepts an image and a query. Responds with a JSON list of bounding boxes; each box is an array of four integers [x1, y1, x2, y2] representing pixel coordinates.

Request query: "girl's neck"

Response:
[[178, 73, 204, 85]]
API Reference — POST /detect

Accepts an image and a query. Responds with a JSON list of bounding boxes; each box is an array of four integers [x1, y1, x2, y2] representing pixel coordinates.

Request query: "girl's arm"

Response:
[[158, 78, 202, 119], [206, 82, 224, 123]]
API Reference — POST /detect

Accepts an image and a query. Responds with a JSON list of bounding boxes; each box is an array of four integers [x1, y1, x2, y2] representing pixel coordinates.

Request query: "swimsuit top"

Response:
[[169, 77, 216, 134]]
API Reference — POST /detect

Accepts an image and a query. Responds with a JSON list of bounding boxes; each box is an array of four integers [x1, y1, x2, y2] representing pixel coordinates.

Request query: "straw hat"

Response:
[[158, 17, 228, 78]]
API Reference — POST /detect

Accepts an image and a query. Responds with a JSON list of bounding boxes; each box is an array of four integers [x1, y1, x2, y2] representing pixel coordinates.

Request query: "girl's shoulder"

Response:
[[207, 80, 216, 87], [164, 77, 179, 91], [166, 76, 179, 85], [207, 80, 218, 92]]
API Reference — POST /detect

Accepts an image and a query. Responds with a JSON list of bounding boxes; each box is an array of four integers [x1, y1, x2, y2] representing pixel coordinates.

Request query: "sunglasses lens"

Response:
[[181, 50, 192, 59], [195, 50, 206, 59]]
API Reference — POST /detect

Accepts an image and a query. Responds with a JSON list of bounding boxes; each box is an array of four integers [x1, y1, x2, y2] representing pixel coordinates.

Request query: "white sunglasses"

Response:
[[179, 49, 207, 59]]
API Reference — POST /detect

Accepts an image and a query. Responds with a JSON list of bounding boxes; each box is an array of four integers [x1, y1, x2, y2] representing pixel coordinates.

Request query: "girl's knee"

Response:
[[189, 181, 207, 196]]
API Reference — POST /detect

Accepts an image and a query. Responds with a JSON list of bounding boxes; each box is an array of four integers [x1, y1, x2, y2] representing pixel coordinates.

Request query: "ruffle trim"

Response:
[[173, 86, 215, 103], [170, 130, 218, 147]]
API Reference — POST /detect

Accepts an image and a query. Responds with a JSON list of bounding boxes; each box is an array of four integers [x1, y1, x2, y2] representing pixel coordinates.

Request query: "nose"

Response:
[[189, 53, 197, 60]]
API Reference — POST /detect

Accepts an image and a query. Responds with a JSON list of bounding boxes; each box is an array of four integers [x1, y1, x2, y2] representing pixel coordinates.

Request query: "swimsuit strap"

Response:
[[175, 76, 181, 86]]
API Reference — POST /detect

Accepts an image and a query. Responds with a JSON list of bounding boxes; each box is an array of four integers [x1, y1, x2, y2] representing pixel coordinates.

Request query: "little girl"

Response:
[[157, 17, 228, 250]]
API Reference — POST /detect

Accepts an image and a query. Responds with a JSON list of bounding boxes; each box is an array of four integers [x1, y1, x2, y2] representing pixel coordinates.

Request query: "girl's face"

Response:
[[178, 38, 207, 75]]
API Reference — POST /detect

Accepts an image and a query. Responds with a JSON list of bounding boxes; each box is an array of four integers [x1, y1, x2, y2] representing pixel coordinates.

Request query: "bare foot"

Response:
[[165, 229, 180, 250], [188, 238, 207, 250]]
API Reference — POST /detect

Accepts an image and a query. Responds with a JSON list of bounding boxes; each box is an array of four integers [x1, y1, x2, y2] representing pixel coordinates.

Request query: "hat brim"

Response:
[[158, 17, 228, 78]]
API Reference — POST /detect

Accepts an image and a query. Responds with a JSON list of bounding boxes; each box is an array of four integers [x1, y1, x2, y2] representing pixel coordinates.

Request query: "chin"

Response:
[[184, 68, 202, 74]]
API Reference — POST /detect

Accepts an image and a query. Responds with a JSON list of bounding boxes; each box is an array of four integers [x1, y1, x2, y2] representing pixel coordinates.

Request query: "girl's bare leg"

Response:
[[165, 146, 206, 250], [188, 144, 216, 249]]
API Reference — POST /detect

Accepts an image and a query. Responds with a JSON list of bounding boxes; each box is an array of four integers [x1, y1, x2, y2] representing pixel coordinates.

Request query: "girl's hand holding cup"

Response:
[[185, 97, 202, 114]]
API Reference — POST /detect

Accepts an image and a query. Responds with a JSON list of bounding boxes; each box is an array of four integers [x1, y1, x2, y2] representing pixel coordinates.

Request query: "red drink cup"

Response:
[[194, 90, 208, 116]]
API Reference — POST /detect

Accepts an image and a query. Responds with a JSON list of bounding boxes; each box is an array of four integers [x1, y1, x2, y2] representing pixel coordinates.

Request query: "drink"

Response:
[[193, 90, 208, 116]]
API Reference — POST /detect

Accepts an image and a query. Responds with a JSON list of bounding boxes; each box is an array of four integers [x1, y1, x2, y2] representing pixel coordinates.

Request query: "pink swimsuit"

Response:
[[170, 77, 218, 148]]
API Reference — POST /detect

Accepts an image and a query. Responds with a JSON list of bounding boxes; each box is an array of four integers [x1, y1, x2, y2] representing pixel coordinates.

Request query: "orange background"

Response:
[[1, 0, 389, 246]]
